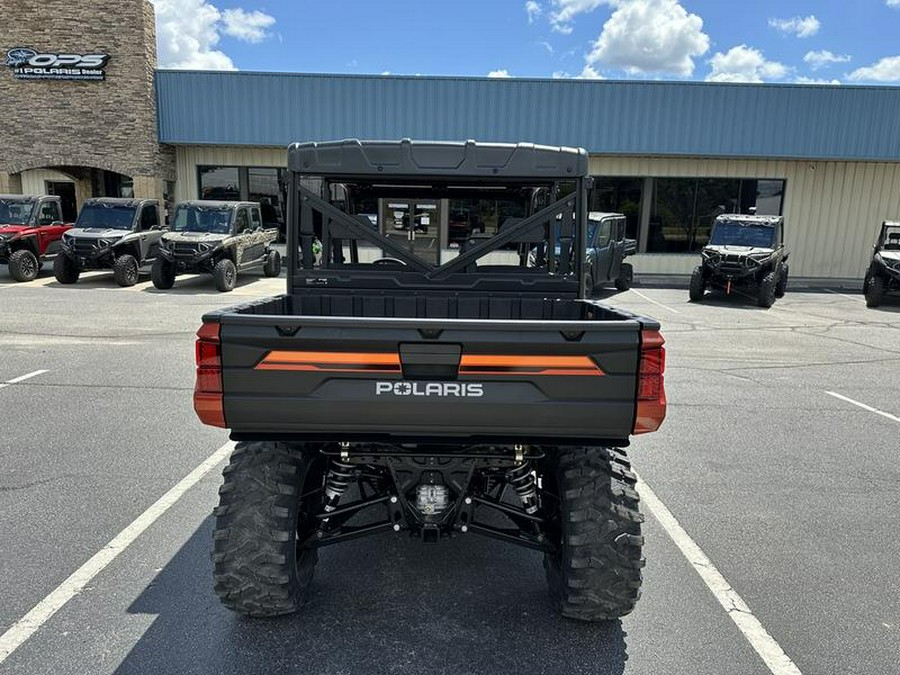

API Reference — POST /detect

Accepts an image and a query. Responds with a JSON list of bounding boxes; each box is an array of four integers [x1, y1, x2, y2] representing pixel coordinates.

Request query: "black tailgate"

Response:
[[217, 314, 643, 444]]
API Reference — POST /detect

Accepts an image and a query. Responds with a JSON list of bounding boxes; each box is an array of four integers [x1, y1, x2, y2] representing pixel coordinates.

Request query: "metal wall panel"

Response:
[[157, 71, 900, 161], [591, 155, 900, 279]]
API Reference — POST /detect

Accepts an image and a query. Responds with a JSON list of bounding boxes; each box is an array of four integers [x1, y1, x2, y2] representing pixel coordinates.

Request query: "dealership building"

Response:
[[3, 0, 900, 282]]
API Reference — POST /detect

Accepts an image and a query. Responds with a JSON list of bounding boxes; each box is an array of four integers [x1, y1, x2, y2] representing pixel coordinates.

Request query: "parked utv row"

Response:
[[0, 195, 281, 291]]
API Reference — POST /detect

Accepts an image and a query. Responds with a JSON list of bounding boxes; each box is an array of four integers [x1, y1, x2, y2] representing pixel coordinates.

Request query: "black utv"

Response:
[[151, 201, 281, 292], [54, 198, 165, 287], [863, 220, 900, 308], [689, 214, 789, 308]]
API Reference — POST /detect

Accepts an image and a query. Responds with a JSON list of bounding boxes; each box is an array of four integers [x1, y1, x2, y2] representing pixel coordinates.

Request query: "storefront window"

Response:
[[198, 166, 240, 201], [591, 178, 642, 241], [447, 198, 526, 248], [646, 177, 785, 253], [248, 168, 287, 233]]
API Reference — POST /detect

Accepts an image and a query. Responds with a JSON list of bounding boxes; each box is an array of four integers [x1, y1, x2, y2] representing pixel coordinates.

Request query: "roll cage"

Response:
[[286, 139, 593, 298]]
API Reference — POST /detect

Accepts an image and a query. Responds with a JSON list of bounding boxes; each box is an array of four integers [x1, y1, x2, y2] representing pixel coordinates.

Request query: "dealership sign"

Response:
[[4, 48, 109, 81]]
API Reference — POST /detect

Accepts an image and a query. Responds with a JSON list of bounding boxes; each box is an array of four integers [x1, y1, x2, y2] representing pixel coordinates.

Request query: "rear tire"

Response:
[[614, 263, 632, 292], [113, 253, 139, 287], [775, 264, 788, 298], [758, 271, 776, 308], [543, 446, 644, 621], [213, 441, 322, 617], [689, 266, 706, 301], [8, 249, 40, 282], [263, 249, 282, 277], [53, 253, 79, 284], [213, 258, 237, 292], [865, 276, 885, 308], [151, 257, 176, 290]]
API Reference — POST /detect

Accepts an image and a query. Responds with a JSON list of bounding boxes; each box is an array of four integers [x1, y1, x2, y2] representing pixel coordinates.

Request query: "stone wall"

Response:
[[0, 0, 172, 183]]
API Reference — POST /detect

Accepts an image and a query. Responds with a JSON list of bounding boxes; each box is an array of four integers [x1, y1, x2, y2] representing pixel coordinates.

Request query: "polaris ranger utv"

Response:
[[54, 198, 164, 287], [0, 195, 71, 281], [864, 220, 900, 308], [689, 214, 788, 308], [151, 200, 281, 292], [195, 140, 667, 621]]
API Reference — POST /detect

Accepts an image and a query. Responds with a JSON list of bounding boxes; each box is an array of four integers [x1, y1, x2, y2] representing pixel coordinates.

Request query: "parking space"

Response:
[[0, 274, 898, 674]]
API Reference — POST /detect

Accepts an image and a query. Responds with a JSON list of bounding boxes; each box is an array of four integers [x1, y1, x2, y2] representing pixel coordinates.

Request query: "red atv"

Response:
[[0, 195, 73, 282]]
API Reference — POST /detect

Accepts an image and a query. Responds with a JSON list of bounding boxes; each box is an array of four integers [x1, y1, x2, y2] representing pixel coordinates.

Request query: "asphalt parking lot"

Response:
[[0, 266, 898, 675]]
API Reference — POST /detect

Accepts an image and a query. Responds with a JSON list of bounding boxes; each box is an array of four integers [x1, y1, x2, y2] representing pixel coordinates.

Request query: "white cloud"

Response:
[[848, 55, 900, 82], [550, 0, 606, 33], [706, 45, 789, 83], [794, 76, 841, 85], [551, 66, 605, 79], [539, 40, 554, 54], [585, 0, 709, 76], [488, 69, 512, 78], [887, 0, 900, 7], [221, 8, 275, 43], [803, 50, 851, 70], [151, 0, 275, 70], [525, 1, 542, 23], [768, 15, 820, 38]]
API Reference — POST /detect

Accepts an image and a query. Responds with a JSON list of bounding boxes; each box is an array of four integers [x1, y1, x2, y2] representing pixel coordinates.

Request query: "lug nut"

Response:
[[464, 497, 472, 505], [390, 496, 398, 503], [461, 525, 468, 533], [393, 523, 401, 532]]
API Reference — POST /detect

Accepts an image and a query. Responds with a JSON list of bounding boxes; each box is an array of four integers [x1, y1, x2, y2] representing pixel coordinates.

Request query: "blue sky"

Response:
[[151, 0, 900, 84]]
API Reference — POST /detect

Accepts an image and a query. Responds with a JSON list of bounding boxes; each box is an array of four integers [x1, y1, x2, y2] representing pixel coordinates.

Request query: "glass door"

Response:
[[380, 199, 441, 265]]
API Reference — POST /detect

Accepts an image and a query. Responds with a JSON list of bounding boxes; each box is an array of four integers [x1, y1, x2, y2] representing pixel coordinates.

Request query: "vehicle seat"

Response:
[[885, 233, 900, 251]]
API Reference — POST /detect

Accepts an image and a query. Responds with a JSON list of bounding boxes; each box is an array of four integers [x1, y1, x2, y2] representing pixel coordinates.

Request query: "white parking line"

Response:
[[824, 289, 865, 303], [0, 440, 236, 665], [637, 476, 803, 675], [0, 369, 49, 390], [629, 288, 683, 314], [826, 391, 900, 423]]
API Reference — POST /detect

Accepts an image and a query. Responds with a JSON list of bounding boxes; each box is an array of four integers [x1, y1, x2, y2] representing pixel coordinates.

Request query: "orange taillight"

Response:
[[193, 322, 225, 427], [634, 329, 667, 435]]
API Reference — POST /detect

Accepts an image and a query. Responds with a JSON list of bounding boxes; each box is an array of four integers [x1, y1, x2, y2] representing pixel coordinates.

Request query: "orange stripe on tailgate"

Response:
[[256, 351, 401, 373]]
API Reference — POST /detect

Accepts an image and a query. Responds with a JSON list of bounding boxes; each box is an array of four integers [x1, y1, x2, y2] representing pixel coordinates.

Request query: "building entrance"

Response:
[[380, 199, 441, 265], [45, 181, 77, 221]]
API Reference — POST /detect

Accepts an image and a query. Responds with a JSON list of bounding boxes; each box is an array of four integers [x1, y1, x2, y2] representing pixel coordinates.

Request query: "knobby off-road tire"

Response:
[[151, 257, 176, 290], [113, 253, 139, 287], [53, 253, 79, 284], [214, 258, 237, 292], [263, 249, 282, 277], [757, 270, 777, 308], [775, 264, 789, 298], [213, 441, 322, 617], [614, 263, 632, 292], [865, 276, 885, 308], [688, 266, 706, 302], [8, 249, 40, 282], [544, 446, 645, 621]]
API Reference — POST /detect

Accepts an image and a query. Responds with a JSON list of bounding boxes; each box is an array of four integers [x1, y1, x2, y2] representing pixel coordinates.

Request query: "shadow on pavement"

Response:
[[117, 516, 629, 675]]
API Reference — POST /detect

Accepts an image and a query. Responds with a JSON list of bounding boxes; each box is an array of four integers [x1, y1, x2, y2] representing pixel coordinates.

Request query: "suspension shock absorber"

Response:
[[507, 461, 538, 514], [323, 458, 355, 512]]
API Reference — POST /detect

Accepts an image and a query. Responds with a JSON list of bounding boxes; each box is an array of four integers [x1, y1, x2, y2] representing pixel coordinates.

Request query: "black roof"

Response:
[[288, 138, 589, 180], [715, 214, 783, 227], [0, 194, 42, 202], [177, 200, 258, 209], [82, 197, 157, 207]]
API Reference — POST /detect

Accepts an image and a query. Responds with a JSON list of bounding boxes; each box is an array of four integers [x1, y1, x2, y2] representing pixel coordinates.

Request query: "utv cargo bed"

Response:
[[201, 293, 662, 443]]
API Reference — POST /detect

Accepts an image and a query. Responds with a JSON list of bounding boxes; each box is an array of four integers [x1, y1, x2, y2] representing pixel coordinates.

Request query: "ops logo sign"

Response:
[[5, 47, 110, 81]]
